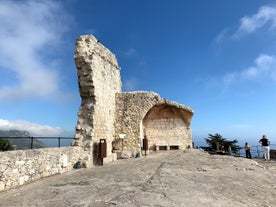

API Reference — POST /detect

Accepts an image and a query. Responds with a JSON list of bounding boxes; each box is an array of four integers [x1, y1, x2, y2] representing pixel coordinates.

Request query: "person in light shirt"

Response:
[[259, 135, 270, 161]]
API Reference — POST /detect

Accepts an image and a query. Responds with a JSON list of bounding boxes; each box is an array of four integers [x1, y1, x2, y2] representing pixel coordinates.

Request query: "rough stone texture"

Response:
[[73, 35, 194, 166], [73, 35, 122, 167], [114, 92, 193, 153], [0, 150, 275, 207], [0, 147, 82, 191]]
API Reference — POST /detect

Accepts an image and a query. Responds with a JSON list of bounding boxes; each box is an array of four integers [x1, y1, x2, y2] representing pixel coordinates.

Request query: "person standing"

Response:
[[259, 135, 270, 161], [244, 142, 251, 159], [228, 145, 232, 155]]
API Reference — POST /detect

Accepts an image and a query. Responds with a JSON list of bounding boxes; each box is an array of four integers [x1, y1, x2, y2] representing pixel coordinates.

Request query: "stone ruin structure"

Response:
[[0, 35, 194, 191], [72, 35, 194, 166]]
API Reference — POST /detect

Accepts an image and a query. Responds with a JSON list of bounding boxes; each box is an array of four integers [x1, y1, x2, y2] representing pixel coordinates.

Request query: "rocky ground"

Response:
[[0, 149, 275, 207]]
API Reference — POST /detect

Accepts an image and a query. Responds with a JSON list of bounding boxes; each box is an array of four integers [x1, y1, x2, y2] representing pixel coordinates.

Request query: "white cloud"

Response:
[[0, 0, 71, 101], [223, 54, 276, 85], [0, 119, 64, 136], [242, 54, 276, 79], [233, 5, 276, 38]]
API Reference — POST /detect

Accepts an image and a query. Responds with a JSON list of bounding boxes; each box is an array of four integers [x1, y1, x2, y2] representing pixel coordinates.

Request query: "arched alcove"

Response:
[[142, 104, 190, 150]]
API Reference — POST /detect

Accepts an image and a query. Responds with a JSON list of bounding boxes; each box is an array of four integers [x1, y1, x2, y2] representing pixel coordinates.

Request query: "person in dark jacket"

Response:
[[244, 142, 251, 159], [259, 135, 270, 161]]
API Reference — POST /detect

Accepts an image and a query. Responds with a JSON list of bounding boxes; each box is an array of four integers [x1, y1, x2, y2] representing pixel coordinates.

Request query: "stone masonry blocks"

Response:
[[73, 34, 194, 164]]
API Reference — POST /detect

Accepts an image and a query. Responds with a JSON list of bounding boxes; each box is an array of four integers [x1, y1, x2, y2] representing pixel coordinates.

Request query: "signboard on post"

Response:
[[119, 134, 126, 151]]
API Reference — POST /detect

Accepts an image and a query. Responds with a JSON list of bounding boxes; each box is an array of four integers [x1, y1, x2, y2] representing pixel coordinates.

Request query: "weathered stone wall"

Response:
[[0, 147, 82, 191], [143, 106, 191, 150], [115, 92, 193, 153], [73, 35, 121, 166]]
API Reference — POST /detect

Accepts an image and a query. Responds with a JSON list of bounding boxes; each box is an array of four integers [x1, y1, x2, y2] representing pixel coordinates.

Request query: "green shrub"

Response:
[[0, 138, 14, 151]]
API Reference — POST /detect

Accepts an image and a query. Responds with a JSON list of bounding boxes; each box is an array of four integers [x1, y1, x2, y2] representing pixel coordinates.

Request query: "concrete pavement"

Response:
[[0, 149, 275, 207]]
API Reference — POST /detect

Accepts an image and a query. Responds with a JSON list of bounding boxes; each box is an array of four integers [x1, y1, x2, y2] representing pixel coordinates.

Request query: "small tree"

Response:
[[205, 133, 240, 154], [0, 138, 14, 151]]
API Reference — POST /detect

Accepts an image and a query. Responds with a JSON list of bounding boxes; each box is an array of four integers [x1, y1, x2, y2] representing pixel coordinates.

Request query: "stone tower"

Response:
[[72, 35, 121, 166]]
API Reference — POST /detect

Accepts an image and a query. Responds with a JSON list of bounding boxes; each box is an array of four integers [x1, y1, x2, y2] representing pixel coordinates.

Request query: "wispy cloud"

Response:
[[0, 0, 71, 101], [123, 78, 139, 91], [215, 5, 276, 42], [233, 5, 276, 38], [0, 119, 64, 136], [215, 28, 230, 44], [122, 48, 138, 57], [223, 54, 276, 85]]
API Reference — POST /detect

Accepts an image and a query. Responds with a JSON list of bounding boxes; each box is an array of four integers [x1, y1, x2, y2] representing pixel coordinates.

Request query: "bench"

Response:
[[155, 143, 181, 151]]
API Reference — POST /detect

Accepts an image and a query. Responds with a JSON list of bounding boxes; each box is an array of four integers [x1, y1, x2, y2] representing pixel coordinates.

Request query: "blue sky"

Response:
[[0, 0, 276, 147]]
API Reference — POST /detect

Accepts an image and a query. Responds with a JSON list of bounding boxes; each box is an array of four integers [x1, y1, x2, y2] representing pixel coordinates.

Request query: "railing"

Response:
[[238, 144, 276, 158], [0, 136, 74, 150], [199, 143, 276, 159]]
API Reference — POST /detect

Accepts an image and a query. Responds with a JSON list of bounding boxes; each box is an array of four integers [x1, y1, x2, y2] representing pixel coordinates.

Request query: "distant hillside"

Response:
[[0, 130, 48, 149], [0, 130, 31, 137]]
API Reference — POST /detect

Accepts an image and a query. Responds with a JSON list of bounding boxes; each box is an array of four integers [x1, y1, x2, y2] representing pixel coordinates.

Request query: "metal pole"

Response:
[[257, 145, 260, 158], [31, 137, 34, 149]]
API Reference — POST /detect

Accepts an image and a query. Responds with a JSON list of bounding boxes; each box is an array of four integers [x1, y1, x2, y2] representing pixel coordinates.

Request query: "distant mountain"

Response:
[[0, 130, 48, 149], [0, 130, 31, 137]]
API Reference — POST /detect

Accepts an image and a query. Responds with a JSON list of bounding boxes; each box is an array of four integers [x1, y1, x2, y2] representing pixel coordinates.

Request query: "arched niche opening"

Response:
[[142, 104, 191, 151]]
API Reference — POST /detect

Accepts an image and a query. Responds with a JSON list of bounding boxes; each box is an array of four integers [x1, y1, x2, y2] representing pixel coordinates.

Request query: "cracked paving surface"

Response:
[[0, 149, 275, 207]]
